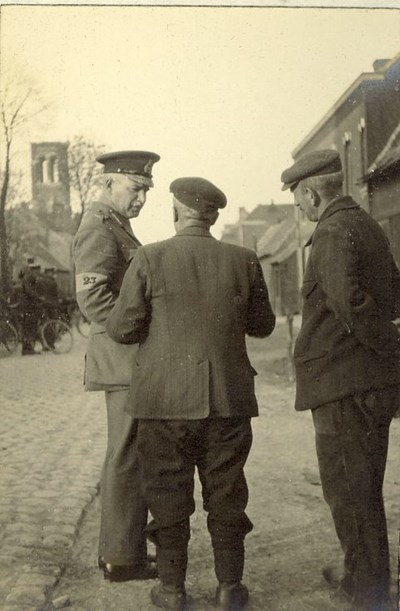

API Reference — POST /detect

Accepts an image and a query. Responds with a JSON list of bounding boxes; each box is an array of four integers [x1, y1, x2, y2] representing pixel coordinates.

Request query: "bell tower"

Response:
[[31, 142, 72, 231]]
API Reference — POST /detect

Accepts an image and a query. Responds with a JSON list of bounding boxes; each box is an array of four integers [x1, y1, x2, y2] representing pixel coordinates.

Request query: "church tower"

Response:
[[31, 142, 72, 231]]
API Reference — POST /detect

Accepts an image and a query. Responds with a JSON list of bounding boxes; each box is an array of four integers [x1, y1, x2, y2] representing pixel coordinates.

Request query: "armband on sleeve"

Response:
[[75, 272, 108, 293]]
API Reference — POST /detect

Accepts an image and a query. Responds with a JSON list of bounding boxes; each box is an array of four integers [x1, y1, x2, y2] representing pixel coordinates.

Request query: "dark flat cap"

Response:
[[281, 149, 342, 191], [96, 150, 160, 178], [170, 177, 227, 212]]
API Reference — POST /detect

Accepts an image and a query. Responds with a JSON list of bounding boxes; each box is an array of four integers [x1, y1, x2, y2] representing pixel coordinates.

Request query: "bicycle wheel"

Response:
[[41, 319, 73, 354], [76, 313, 90, 338], [0, 319, 19, 355]]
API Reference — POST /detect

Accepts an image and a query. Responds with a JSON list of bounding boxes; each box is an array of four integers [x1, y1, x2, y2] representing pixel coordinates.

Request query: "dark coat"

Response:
[[294, 196, 400, 411], [72, 199, 141, 390], [106, 226, 276, 419]]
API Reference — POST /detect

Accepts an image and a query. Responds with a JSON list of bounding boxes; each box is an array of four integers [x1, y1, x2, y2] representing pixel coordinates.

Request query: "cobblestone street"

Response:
[[0, 333, 105, 610], [1, 325, 399, 610]]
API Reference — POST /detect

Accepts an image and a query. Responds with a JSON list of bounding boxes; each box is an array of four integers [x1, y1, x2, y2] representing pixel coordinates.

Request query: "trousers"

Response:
[[312, 385, 399, 610], [137, 417, 253, 587], [98, 389, 148, 565]]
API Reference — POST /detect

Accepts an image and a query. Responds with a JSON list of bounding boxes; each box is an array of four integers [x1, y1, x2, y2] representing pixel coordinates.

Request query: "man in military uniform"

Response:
[[281, 150, 400, 611], [107, 177, 276, 610], [73, 150, 160, 582]]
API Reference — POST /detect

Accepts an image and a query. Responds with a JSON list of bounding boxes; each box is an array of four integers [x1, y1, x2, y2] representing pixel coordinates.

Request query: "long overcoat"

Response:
[[294, 196, 400, 411], [106, 226, 276, 419], [72, 200, 141, 390]]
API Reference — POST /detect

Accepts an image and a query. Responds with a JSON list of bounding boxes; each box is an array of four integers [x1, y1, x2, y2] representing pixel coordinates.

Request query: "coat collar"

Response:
[[175, 226, 215, 238], [91, 199, 133, 231], [305, 196, 360, 247], [318, 195, 359, 224]]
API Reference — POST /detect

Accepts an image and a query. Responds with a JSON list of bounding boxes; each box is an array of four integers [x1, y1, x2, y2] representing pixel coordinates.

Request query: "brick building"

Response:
[[361, 120, 400, 267], [292, 53, 400, 213]]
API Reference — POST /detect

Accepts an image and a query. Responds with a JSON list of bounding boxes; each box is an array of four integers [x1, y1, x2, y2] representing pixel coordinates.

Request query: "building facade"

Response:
[[361, 120, 400, 268], [292, 54, 400, 213], [220, 203, 293, 251]]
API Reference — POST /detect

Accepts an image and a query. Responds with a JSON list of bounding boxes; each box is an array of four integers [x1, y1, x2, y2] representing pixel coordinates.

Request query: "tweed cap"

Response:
[[170, 177, 227, 212], [281, 149, 342, 191], [96, 150, 160, 179]]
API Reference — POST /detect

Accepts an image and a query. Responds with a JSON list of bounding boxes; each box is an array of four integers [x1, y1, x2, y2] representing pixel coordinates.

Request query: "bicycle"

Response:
[[0, 295, 19, 356], [0, 294, 74, 355], [61, 298, 90, 338], [39, 313, 74, 354], [0, 317, 19, 356]]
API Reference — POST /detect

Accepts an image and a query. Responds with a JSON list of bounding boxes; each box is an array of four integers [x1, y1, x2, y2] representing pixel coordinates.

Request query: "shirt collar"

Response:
[[175, 226, 215, 238]]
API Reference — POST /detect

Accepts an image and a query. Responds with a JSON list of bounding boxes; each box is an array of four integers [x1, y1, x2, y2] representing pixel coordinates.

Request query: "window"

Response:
[[37, 156, 45, 183], [342, 132, 352, 195]]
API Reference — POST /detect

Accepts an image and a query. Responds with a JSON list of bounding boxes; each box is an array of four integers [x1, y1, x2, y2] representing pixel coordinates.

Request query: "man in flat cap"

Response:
[[106, 177, 276, 610], [73, 150, 160, 582], [281, 149, 400, 610]]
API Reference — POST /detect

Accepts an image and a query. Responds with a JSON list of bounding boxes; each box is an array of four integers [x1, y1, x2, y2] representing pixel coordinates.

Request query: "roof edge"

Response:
[[292, 72, 385, 157]]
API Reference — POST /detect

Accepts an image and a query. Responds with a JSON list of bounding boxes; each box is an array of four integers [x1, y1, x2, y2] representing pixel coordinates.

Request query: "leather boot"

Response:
[[151, 583, 188, 610], [215, 582, 249, 610]]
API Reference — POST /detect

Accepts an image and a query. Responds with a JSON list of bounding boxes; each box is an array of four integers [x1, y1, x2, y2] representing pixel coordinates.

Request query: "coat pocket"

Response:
[[295, 349, 328, 364], [301, 280, 317, 299], [86, 329, 138, 386]]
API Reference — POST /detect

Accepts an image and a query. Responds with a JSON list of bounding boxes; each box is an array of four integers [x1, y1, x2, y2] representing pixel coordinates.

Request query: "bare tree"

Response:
[[0, 67, 50, 293], [5, 202, 44, 275], [68, 135, 105, 225]]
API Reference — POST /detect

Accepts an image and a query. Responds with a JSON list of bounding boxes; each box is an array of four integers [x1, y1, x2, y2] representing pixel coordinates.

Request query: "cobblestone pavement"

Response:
[[0, 333, 105, 610]]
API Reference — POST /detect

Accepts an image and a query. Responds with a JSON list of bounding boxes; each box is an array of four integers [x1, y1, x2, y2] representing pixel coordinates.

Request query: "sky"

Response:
[[1, 4, 400, 242]]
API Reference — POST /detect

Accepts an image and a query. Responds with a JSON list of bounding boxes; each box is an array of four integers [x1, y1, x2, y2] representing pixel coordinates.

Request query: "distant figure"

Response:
[[107, 176, 276, 610], [73, 150, 160, 583], [20, 262, 44, 355], [281, 149, 400, 611], [43, 267, 59, 300]]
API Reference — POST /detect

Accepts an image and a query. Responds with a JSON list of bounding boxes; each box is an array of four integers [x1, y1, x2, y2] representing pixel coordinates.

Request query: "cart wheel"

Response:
[[0, 320, 19, 355], [41, 319, 73, 354]]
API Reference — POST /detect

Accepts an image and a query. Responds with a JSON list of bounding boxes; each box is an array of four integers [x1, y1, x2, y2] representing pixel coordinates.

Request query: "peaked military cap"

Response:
[[96, 150, 160, 178], [281, 149, 342, 191], [170, 177, 227, 212]]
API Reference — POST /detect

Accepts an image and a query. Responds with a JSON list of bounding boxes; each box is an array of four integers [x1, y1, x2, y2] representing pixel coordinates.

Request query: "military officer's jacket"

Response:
[[72, 199, 141, 390], [106, 226, 276, 419]]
